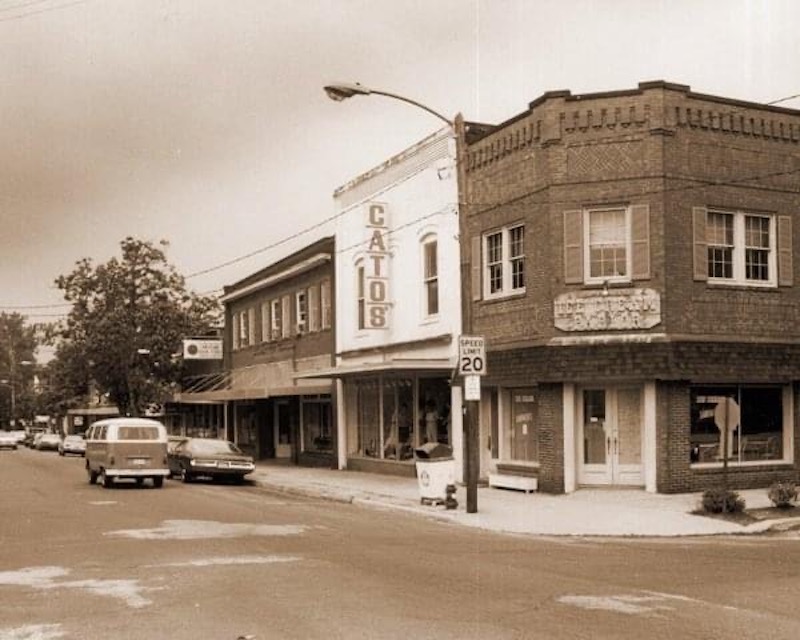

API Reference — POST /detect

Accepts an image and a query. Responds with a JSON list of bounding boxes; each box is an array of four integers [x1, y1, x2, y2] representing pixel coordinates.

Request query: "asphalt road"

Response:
[[2, 447, 800, 640]]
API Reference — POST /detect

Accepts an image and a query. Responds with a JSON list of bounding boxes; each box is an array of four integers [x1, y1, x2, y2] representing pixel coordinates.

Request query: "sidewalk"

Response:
[[251, 463, 800, 537]]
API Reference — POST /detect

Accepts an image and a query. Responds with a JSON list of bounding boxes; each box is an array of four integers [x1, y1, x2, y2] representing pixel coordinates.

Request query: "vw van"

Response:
[[85, 417, 169, 488]]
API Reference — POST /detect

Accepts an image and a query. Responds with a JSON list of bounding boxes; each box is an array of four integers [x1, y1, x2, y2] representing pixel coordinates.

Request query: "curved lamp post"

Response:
[[323, 81, 480, 514], [324, 82, 454, 127]]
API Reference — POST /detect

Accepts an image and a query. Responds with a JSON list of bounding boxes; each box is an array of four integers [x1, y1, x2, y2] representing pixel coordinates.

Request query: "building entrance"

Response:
[[579, 387, 643, 486]]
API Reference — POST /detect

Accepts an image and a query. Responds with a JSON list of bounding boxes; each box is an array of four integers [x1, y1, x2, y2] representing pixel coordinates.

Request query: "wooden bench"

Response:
[[488, 464, 538, 493]]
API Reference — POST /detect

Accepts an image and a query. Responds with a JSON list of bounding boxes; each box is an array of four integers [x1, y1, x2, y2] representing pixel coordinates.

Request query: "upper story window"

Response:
[[563, 205, 650, 286], [295, 290, 308, 334], [270, 299, 281, 340], [483, 224, 525, 298], [422, 237, 439, 317], [356, 261, 366, 330], [321, 279, 332, 330], [694, 207, 791, 288]]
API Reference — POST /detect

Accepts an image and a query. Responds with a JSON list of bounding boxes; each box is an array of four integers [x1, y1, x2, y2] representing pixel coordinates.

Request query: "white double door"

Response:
[[579, 387, 643, 486]]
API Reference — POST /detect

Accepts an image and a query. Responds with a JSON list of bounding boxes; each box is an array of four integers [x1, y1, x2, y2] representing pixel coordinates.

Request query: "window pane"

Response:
[[509, 226, 524, 258], [707, 212, 734, 246], [423, 240, 438, 315], [358, 381, 380, 457], [588, 210, 626, 278], [708, 247, 733, 278], [745, 216, 770, 281], [506, 389, 537, 462], [302, 399, 333, 453], [426, 279, 439, 315], [382, 379, 414, 460], [419, 378, 451, 445]]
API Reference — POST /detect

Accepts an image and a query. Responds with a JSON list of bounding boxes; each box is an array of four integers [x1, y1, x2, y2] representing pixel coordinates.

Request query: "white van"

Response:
[[84, 417, 169, 488]]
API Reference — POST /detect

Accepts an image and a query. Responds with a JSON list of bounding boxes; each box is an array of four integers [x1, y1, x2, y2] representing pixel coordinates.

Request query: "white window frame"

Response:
[[422, 236, 439, 318], [583, 206, 631, 285], [295, 289, 308, 334], [483, 224, 526, 299], [707, 209, 776, 287], [270, 299, 282, 341]]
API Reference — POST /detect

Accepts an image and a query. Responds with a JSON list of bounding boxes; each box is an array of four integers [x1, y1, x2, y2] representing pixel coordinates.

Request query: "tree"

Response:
[[52, 237, 220, 416], [0, 313, 38, 427]]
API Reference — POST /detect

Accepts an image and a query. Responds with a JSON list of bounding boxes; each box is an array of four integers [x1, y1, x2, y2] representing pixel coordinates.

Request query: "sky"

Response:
[[1, 0, 799, 359]]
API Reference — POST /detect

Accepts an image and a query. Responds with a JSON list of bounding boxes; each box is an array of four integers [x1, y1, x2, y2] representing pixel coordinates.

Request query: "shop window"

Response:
[[302, 396, 332, 453], [690, 386, 785, 464], [357, 380, 380, 457], [382, 379, 414, 460], [418, 377, 451, 446], [483, 224, 525, 299], [503, 388, 537, 463]]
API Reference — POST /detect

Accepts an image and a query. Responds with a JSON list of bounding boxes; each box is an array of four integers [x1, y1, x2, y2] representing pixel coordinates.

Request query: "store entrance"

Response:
[[579, 387, 643, 486]]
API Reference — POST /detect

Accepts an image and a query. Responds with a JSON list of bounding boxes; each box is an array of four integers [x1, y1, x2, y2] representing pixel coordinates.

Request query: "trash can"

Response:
[[415, 443, 457, 508]]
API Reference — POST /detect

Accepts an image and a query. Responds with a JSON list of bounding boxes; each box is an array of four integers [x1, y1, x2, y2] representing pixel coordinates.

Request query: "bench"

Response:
[[488, 465, 538, 493]]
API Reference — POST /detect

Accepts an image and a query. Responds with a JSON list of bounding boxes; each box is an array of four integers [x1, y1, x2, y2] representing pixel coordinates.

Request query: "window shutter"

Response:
[[281, 295, 291, 338], [260, 302, 270, 342], [471, 236, 482, 301], [563, 210, 583, 284], [231, 312, 240, 350], [692, 207, 708, 281], [630, 204, 650, 280], [778, 215, 793, 287], [247, 309, 255, 346], [309, 284, 320, 332]]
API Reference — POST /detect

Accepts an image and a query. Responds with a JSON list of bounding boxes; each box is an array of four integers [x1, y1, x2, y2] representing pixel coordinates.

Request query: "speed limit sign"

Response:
[[458, 335, 486, 376]]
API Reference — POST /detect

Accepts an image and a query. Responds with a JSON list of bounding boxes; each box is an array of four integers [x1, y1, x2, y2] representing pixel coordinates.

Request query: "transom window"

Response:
[[483, 224, 525, 298], [585, 207, 629, 282], [707, 209, 775, 286]]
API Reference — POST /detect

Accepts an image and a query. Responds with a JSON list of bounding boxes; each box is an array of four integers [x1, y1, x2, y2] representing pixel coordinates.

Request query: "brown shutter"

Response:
[[778, 215, 793, 287], [309, 284, 320, 332], [631, 204, 650, 280], [563, 210, 583, 284], [692, 207, 708, 281], [471, 236, 482, 301]]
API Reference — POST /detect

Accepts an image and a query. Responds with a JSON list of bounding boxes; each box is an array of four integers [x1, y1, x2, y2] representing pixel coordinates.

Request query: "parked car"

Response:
[[0, 431, 18, 450], [167, 438, 255, 484], [35, 433, 62, 451], [85, 417, 169, 488], [8, 430, 26, 444], [59, 434, 86, 457], [167, 435, 187, 454]]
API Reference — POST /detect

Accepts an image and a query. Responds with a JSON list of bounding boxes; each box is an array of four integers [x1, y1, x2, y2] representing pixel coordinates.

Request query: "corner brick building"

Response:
[[458, 81, 800, 493]]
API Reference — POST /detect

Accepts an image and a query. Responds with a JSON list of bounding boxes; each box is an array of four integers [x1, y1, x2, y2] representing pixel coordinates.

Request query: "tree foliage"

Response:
[[51, 237, 220, 416], [0, 313, 38, 426]]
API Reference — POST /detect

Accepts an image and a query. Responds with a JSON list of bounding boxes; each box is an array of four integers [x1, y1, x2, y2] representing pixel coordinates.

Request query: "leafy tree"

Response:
[[0, 313, 38, 427], [52, 237, 220, 416]]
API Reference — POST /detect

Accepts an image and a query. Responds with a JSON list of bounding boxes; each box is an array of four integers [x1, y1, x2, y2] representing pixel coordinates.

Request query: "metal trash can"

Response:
[[415, 443, 457, 507]]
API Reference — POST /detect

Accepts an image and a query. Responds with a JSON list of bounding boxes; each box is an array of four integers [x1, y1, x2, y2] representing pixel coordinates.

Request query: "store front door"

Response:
[[274, 400, 292, 459], [579, 387, 643, 486]]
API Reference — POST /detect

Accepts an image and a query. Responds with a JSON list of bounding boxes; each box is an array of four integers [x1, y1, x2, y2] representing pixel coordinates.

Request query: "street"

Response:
[[2, 448, 800, 640]]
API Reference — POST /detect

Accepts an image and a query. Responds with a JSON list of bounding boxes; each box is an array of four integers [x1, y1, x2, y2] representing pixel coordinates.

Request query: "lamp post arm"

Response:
[[366, 89, 453, 127]]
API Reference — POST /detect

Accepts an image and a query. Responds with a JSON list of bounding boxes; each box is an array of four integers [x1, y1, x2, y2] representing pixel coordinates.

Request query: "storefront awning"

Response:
[[295, 358, 455, 379]]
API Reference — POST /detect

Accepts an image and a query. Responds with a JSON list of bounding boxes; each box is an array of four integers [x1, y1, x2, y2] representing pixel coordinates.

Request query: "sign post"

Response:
[[459, 336, 485, 514]]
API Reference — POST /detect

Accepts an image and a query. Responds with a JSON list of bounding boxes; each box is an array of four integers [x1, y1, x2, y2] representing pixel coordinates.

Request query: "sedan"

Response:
[[168, 438, 255, 484], [59, 434, 86, 457], [0, 432, 18, 450], [35, 433, 62, 451]]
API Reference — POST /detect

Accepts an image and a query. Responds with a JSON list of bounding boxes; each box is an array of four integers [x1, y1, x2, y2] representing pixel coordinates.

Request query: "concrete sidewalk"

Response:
[[250, 463, 800, 537]]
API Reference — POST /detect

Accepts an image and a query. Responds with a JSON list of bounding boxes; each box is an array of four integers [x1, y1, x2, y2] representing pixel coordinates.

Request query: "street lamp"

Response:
[[323, 82, 480, 513]]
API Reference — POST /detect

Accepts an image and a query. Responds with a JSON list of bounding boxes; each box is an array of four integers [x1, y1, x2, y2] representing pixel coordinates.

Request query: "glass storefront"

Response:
[[301, 395, 333, 454]]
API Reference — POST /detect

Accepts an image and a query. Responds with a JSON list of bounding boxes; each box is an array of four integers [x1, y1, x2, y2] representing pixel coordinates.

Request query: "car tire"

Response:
[[87, 464, 98, 485], [180, 467, 193, 483], [101, 470, 113, 488], [153, 476, 164, 488]]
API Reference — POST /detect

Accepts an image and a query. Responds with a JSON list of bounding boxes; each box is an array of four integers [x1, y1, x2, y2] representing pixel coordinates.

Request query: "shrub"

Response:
[[767, 482, 798, 509], [701, 488, 746, 514]]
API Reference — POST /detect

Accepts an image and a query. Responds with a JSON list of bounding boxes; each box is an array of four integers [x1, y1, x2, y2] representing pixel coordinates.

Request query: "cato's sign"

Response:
[[364, 202, 391, 329]]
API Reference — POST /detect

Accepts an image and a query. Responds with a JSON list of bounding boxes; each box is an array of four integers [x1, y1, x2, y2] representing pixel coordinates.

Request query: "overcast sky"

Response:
[[2, 0, 799, 346]]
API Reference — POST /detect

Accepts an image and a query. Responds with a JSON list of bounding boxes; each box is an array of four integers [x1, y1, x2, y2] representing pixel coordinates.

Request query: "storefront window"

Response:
[[358, 380, 381, 457], [690, 386, 784, 464], [418, 377, 451, 446], [505, 389, 537, 463], [302, 395, 332, 454], [382, 379, 414, 460]]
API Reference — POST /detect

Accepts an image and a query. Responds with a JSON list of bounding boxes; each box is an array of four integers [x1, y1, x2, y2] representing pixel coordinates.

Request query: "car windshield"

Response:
[[187, 440, 243, 455]]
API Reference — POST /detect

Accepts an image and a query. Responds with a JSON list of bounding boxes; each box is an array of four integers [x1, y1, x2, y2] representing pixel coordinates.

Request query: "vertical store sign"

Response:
[[365, 202, 390, 329]]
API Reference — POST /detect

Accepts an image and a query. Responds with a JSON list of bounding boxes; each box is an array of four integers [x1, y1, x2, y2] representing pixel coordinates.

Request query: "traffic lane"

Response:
[[4, 449, 800, 639]]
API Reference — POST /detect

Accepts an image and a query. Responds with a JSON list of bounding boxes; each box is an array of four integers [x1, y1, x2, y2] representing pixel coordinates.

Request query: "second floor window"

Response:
[[586, 207, 628, 282], [270, 299, 281, 340], [423, 238, 439, 316], [295, 290, 308, 333], [357, 262, 366, 330], [484, 224, 525, 298], [707, 209, 775, 285]]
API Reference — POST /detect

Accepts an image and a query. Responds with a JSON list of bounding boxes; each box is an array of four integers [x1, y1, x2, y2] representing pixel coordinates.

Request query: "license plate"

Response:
[[131, 458, 148, 465]]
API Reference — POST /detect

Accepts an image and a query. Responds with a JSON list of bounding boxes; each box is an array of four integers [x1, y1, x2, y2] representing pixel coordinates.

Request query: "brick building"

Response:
[[459, 81, 800, 493]]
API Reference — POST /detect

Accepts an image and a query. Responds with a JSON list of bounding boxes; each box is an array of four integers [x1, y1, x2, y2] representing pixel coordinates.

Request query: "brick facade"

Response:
[[460, 81, 800, 493]]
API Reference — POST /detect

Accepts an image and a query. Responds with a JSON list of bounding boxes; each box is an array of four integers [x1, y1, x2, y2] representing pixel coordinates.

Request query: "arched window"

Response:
[[421, 236, 439, 317]]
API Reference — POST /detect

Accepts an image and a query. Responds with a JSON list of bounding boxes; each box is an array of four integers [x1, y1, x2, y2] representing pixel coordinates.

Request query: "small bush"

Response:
[[701, 488, 746, 514], [767, 482, 798, 509]]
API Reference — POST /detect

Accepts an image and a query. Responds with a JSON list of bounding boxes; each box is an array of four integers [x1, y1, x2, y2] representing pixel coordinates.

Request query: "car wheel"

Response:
[[180, 467, 193, 483], [153, 476, 164, 488], [87, 464, 98, 485], [101, 470, 113, 488]]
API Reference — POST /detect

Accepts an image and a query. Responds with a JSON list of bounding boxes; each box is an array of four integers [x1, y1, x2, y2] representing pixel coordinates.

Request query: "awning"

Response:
[[295, 358, 455, 379]]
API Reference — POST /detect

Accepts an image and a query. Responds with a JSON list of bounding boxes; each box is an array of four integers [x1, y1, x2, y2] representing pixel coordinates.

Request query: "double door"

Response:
[[579, 387, 643, 486]]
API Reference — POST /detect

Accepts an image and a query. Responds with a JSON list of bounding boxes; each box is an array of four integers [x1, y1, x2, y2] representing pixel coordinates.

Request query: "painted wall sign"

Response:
[[553, 288, 661, 331], [365, 202, 391, 329]]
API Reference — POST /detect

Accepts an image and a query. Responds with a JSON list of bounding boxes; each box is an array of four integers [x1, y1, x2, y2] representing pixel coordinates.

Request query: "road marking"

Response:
[[88, 501, 117, 506], [558, 594, 675, 616], [0, 624, 64, 640], [105, 519, 309, 540], [0, 566, 150, 609], [152, 554, 301, 567]]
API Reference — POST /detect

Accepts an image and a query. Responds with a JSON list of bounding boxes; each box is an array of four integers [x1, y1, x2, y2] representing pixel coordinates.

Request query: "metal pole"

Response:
[[464, 399, 479, 513]]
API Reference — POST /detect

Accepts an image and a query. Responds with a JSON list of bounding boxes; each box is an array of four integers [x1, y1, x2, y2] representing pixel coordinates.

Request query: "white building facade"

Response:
[[323, 127, 464, 478]]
